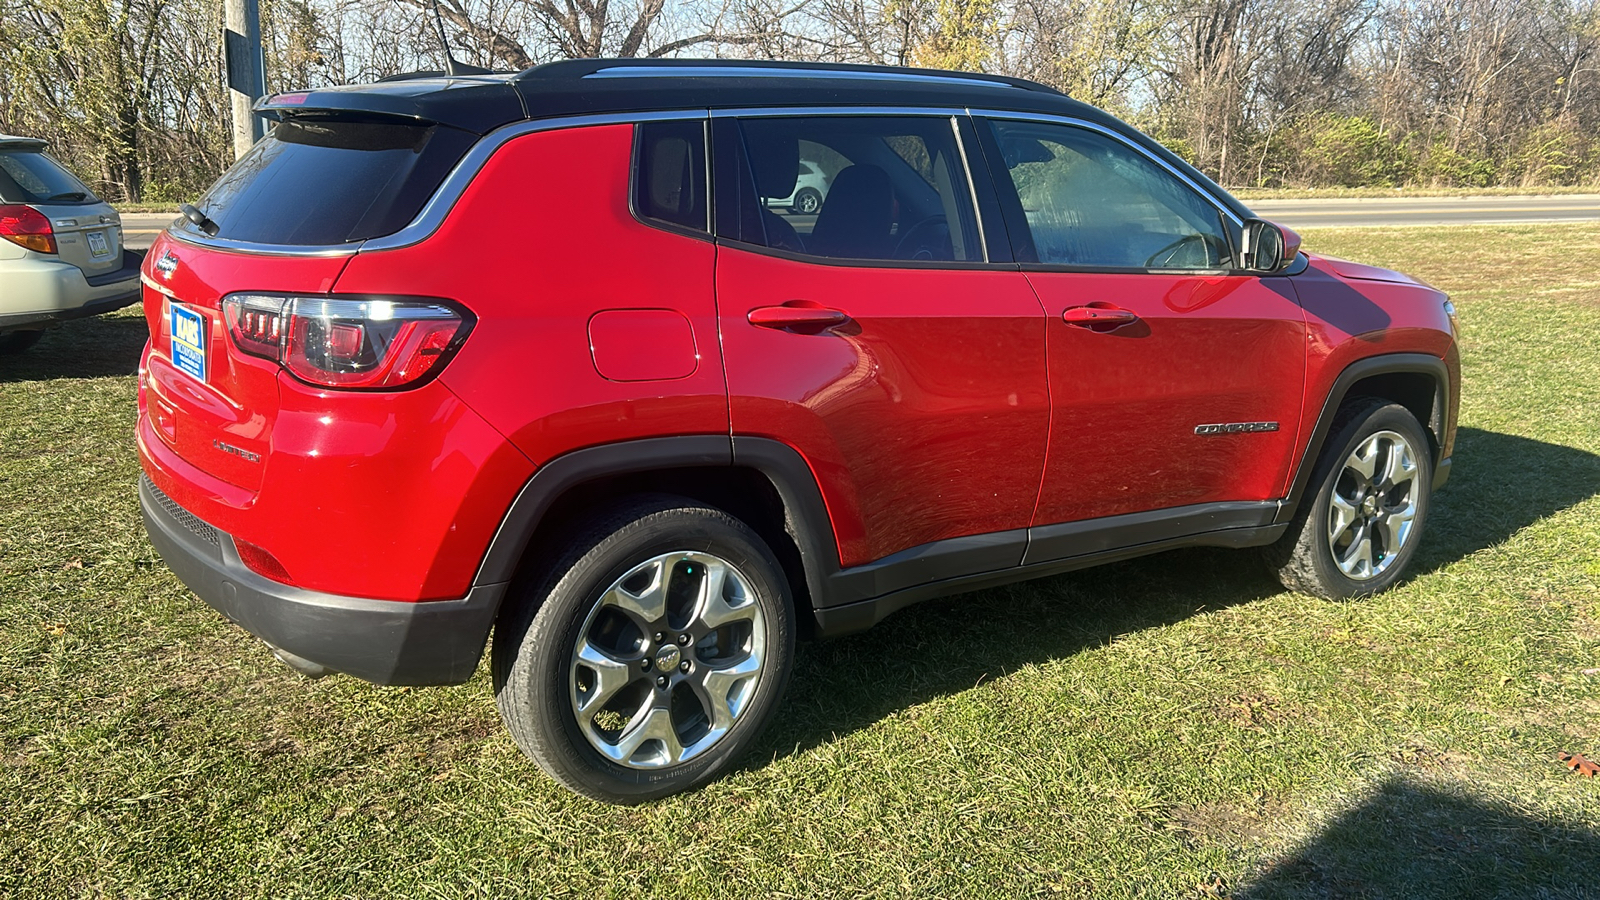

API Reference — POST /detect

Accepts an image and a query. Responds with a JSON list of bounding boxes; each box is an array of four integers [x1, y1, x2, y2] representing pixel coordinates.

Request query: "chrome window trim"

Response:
[[967, 108, 1244, 228], [716, 106, 991, 264], [948, 115, 988, 263], [168, 109, 712, 258], [709, 106, 969, 120]]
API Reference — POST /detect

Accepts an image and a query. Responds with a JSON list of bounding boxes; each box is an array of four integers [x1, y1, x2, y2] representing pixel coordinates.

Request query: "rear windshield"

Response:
[[0, 149, 98, 205], [183, 116, 476, 245]]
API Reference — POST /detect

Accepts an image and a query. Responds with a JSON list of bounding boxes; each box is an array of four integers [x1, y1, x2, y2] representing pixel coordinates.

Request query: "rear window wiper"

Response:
[[181, 203, 220, 236], [45, 191, 88, 202]]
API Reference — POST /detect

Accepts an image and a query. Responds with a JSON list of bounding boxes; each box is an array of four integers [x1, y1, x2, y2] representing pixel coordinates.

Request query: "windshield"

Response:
[[0, 149, 98, 205]]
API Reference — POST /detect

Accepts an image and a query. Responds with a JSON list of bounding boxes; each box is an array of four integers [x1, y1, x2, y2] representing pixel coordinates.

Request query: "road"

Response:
[[118, 195, 1600, 251], [1245, 194, 1600, 229]]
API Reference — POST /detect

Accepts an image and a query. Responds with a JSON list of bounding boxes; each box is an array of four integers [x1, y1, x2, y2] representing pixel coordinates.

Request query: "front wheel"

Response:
[[1265, 399, 1433, 599], [493, 496, 795, 803]]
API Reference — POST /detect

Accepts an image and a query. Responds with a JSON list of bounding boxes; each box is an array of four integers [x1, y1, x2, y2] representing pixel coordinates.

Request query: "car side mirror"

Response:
[[1242, 218, 1300, 273]]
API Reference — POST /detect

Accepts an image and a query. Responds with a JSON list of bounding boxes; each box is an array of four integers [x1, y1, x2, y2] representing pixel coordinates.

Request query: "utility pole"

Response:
[[224, 0, 266, 160]]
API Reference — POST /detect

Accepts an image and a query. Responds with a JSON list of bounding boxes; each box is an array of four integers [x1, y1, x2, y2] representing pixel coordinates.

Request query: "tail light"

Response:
[[0, 204, 57, 253], [221, 293, 473, 390]]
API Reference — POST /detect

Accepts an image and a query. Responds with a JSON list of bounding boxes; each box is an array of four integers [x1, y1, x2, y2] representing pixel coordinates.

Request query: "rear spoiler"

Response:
[[253, 78, 527, 135]]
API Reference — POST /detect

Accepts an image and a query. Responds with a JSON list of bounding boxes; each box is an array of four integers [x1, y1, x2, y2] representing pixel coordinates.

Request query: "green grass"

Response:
[[3, 225, 1599, 898]]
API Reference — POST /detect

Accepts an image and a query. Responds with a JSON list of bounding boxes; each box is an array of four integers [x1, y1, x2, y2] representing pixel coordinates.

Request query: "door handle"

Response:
[[748, 304, 851, 332], [1062, 305, 1139, 329]]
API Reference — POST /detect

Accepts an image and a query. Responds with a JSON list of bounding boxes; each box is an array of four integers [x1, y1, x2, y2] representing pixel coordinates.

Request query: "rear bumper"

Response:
[[0, 249, 142, 331], [139, 474, 503, 685]]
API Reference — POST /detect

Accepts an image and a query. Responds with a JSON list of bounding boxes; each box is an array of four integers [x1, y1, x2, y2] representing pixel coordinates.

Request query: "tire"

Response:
[[493, 495, 796, 804], [0, 330, 44, 355], [791, 187, 823, 215], [1265, 399, 1433, 599]]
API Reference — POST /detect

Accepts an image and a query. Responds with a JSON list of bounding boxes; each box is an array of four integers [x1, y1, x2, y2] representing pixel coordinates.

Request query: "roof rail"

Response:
[[374, 69, 512, 83], [513, 58, 1064, 96]]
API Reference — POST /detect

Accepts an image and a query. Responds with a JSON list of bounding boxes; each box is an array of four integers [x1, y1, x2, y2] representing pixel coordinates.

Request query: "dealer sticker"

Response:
[[170, 304, 207, 382]]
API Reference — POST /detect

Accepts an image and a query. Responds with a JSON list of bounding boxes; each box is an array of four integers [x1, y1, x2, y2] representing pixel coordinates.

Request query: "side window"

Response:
[[717, 116, 983, 264], [986, 120, 1233, 270], [634, 120, 708, 234]]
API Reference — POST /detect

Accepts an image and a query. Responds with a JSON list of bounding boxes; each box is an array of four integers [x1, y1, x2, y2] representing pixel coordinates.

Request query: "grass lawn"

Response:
[[3, 225, 1598, 898]]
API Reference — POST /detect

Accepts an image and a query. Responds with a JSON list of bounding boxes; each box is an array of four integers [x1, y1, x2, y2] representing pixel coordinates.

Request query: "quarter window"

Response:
[[716, 116, 983, 264], [986, 120, 1233, 269], [634, 120, 708, 233]]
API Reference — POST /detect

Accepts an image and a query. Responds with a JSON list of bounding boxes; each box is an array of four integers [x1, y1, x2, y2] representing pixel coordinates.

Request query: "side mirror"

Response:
[[1242, 218, 1300, 273]]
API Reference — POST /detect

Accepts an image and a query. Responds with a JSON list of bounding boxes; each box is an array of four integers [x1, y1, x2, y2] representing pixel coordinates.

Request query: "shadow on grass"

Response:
[[759, 543, 1285, 761], [1237, 774, 1600, 898], [0, 312, 147, 383], [1416, 426, 1600, 574], [760, 426, 1600, 763]]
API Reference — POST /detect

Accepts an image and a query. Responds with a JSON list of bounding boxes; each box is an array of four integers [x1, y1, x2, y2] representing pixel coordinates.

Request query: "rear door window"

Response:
[[182, 116, 476, 246], [714, 116, 984, 264], [0, 149, 98, 205]]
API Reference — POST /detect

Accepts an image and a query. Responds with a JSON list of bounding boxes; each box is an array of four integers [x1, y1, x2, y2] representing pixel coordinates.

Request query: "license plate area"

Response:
[[169, 304, 207, 383], [86, 230, 111, 257]]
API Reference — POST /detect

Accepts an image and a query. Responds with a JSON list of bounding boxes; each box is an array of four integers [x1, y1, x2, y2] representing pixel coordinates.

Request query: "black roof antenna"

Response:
[[430, 0, 494, 76]]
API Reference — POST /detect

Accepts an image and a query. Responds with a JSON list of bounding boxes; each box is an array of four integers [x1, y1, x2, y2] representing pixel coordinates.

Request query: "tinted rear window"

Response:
[[0, 149, 98, 205], [185, 117, 476, 245]]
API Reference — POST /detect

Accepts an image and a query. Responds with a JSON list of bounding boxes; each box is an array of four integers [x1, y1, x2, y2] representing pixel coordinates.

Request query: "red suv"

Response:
[[137, 60, 1458, 803]]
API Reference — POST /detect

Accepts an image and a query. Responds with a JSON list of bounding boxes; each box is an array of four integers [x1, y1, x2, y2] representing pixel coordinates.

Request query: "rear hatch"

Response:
[[145, 105, 494, 492], [0, 142, 123, 277]]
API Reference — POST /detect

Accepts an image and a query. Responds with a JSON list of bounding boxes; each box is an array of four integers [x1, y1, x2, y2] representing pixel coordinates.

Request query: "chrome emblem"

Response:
[[1195, 421, 1280, 435], [155, 251, 179, 279], [212, 439, 261, 463], [654, 646, 682, 673]]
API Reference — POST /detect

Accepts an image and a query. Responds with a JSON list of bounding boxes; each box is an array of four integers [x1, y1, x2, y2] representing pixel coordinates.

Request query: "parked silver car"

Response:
[[763, 158, 830, 214], [0, 135, 141, 354]]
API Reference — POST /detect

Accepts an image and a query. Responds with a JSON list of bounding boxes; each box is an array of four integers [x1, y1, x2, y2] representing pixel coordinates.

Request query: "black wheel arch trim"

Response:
[[1276, 352, 1453, 525]]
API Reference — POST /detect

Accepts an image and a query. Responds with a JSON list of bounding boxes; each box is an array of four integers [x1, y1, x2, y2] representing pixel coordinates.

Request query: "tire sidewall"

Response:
[[1304, 403, 1433, 598], [792, 188, 822, 215], [504, 504, 794, 803]]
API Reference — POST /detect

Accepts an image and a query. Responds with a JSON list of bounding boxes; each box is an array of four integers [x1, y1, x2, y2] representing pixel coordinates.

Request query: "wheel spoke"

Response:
[[572, 638, 638, 719], [602, 558, 668, 623], [1328, 492, 1359, 545], [1336, 522, 1375, 578], [694, 558, 756, 631], [695, 654, 763, 735], [1346, 435, 1381, 483], [609, 704, 684, 767], [1379, 437, 1416, 492], [1376, 501, 1416, 558]]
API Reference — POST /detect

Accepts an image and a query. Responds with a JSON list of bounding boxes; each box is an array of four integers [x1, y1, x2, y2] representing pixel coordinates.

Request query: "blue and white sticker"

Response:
[[170, 304, 207, 382]]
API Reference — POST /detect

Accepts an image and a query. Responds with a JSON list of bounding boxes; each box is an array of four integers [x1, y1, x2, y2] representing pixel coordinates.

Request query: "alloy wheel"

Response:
[[569, 551, 767, 769], [1327, 429, 1420, 580]]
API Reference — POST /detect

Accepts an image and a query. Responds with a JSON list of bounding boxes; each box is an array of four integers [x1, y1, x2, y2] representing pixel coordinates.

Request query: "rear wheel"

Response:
[[791, 188, 823, 215], [1266, 399, 1432, 599], [493, 496, 795, 803], [0, 330, 44, 355]]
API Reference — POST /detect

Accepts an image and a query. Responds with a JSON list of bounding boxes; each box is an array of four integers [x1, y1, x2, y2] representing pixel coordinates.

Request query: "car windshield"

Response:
[[0, 148, 98, 205]]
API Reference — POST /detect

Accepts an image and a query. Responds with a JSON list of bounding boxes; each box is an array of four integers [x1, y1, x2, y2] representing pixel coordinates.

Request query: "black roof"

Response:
[[257, 58, 1098, 135], [254, 58, 1248, 219]]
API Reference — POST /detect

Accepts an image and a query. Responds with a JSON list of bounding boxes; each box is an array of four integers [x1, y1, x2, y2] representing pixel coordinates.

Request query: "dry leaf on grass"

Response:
[[1557, 751, 1600, 777]]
